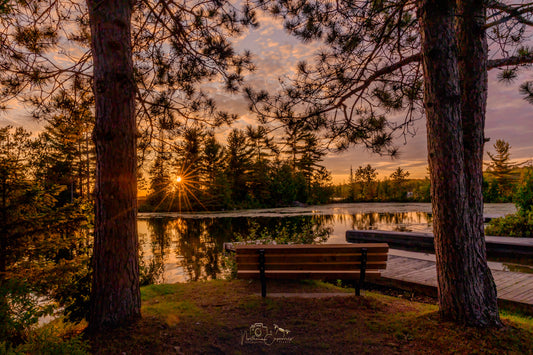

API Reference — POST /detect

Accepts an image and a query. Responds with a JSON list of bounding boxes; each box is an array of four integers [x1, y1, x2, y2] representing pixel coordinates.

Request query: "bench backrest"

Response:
[[234, 243, 389, 272]]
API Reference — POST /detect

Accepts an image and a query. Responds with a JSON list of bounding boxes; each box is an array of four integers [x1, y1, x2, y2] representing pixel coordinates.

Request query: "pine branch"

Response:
[[488, 53, 533, 68], [486, 1, 533, 28], [334, 53, 422, 110]]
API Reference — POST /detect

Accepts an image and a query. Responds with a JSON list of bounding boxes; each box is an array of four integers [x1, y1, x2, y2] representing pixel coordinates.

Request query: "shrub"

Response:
[[222, 220, 332, 279], [14, 326, 89, 355], [514, 167, 533, 213], [0, 279, 52, 345], [485, 210, 533, 237], [485, 167, 533, 237]]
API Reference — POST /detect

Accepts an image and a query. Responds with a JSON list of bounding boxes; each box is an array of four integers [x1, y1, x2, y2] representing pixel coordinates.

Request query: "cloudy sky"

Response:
[[1, 9, 531, 183], [216, 12, 533, 182]]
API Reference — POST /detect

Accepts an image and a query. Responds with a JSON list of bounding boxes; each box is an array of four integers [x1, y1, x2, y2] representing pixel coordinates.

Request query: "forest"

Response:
[[2, 0, 533, 349]]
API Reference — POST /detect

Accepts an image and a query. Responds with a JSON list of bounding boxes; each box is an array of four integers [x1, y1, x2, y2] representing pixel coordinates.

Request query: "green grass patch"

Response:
[[86, 280, 533, 354], [140, 283, 182, 301], [501, 310, 533, 331], [142, 300, 205, 326]]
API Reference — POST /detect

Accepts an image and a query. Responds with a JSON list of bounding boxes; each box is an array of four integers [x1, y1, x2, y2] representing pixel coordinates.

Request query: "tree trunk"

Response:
[[418, 0, 500, 327], [0, 178, 6, 275], [456, 0, 501, 327], [87, 0, 141, 330]]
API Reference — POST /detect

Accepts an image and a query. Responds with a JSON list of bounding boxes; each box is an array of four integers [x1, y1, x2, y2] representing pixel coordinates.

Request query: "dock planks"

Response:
[[378, 254, 533, 312], [346, 230, 533, 257]]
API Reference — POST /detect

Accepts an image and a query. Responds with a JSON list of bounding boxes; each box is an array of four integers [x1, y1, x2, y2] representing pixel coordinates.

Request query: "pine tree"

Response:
[[0, 126, 33, 275], [486, 139, 519, 199], [201, 132, 229, 209], [354, 164, 377, 200], [225, 129, 253, 205], [390, 167, 410, 200], [33, 80, 95, 203], [173, 127, 204, 210], [1, 0, 257, 328], [248, 0, 533, 326]]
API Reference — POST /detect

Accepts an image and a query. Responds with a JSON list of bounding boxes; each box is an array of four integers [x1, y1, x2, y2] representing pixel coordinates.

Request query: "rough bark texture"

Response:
[[418, 0, 500, 327], [87, 0, 141, 330], [456, 0, 501, 326], [0, 178, 6, 275]]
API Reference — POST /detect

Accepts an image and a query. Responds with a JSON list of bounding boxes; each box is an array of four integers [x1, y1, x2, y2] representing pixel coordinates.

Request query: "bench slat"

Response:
[[237, 270, 382, 280], [234, 244, 388, 255], [236, 253, 388, 264], [237, 261, 387, 271], [234, 243, 388, 249], [233, 243, 389, 296]]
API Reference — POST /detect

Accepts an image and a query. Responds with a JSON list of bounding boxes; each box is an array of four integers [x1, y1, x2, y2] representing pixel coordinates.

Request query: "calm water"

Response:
[[138, 202, 522, 283]]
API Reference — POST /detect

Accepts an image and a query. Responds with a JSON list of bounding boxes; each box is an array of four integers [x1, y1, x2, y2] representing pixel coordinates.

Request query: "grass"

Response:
[[85, 280, 533, 354]]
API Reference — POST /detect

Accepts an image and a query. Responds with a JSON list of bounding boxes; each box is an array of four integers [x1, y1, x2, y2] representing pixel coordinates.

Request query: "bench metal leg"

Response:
[[354, 281, 361, 296], [259, 249, 266, 297], [356, 248, 368, 296]]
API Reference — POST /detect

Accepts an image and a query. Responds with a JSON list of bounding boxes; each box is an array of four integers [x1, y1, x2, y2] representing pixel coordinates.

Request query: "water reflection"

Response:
[[138, 210, 433, 282], [339, 212, 432, 233]]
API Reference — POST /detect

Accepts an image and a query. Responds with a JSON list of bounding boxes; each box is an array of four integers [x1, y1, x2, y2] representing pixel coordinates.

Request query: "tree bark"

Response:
[[456, 0, 501, 326], [418, 0, 500, 327], [87, 0, 141, 330]]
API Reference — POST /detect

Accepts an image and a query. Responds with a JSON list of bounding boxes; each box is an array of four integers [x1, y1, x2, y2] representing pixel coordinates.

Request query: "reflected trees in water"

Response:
[[335, 212, 431, 232], [138, 211, 431, 283]]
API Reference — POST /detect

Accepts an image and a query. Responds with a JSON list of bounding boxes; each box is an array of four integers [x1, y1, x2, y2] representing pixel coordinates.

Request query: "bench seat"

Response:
[[232, 243, 389, 297], [237, 270, 382, 279]]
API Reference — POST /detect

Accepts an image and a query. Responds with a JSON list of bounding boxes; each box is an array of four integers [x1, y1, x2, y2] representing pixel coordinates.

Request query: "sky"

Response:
[[1, 9, 531, 184], [213, 12, 533, 183]]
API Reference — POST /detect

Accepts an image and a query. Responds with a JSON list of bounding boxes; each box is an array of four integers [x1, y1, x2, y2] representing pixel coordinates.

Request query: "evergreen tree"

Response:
[[148, 152, 171, 210], [245, 126, 274, 205], [390, 167, 410, 200], [33, 80, 95, 203], [269, 160, 300, 206], [0, 126, 33, 275], [225, 129, 253, 205], [248, 0, 533, 326], [201, 132, 229, 209], [348, 166, 356, 202], [309, 166, 333, 204], [354, 164, 377, 200], [486, 139, 519, 200], [0, 126, 92, 341], [298, 134, 326, 197], [1, 0, 257, 328], [173, 127, 204, 210]]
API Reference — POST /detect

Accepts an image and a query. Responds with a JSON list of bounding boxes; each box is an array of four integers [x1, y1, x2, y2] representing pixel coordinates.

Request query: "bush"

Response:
[[14, 326, 89, 355], [514, 167, 533, 213], [0, 279, 52, 345], [0, 321, 89, 355], [53, 263, 91, 323], [485, 167, 533, 237], [485, 210, 533, 237], [222, 220, 332, 279]]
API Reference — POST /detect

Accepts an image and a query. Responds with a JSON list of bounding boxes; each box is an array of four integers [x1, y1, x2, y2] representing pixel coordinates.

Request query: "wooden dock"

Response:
[[346, 230, 533, 257], [374, 252, 533, 315]]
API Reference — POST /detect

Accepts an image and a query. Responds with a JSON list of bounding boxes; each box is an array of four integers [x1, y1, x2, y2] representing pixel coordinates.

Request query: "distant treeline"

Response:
[[331, 139, 531, 204], [332, 166, 431, 202], [140, 126, 334, 211], [142, 137, 531, 210]]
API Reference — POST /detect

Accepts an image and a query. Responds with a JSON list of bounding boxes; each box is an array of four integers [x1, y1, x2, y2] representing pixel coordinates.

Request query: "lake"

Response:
[[137, 202, 521, 283]]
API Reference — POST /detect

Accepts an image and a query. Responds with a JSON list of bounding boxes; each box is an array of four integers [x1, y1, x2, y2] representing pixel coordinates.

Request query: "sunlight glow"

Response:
[[149, 165, 208, 213]]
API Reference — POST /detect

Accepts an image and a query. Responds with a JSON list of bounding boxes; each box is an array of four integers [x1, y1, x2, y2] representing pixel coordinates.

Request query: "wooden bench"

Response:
[[230, 243, 389, 297]]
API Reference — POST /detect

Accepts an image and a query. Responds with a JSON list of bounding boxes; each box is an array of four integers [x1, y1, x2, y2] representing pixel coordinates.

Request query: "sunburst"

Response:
[[149, 162, 208, 212]]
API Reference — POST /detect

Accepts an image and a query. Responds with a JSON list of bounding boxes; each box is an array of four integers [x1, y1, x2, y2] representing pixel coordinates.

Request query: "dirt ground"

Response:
[[88, 280, 533, 354]]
